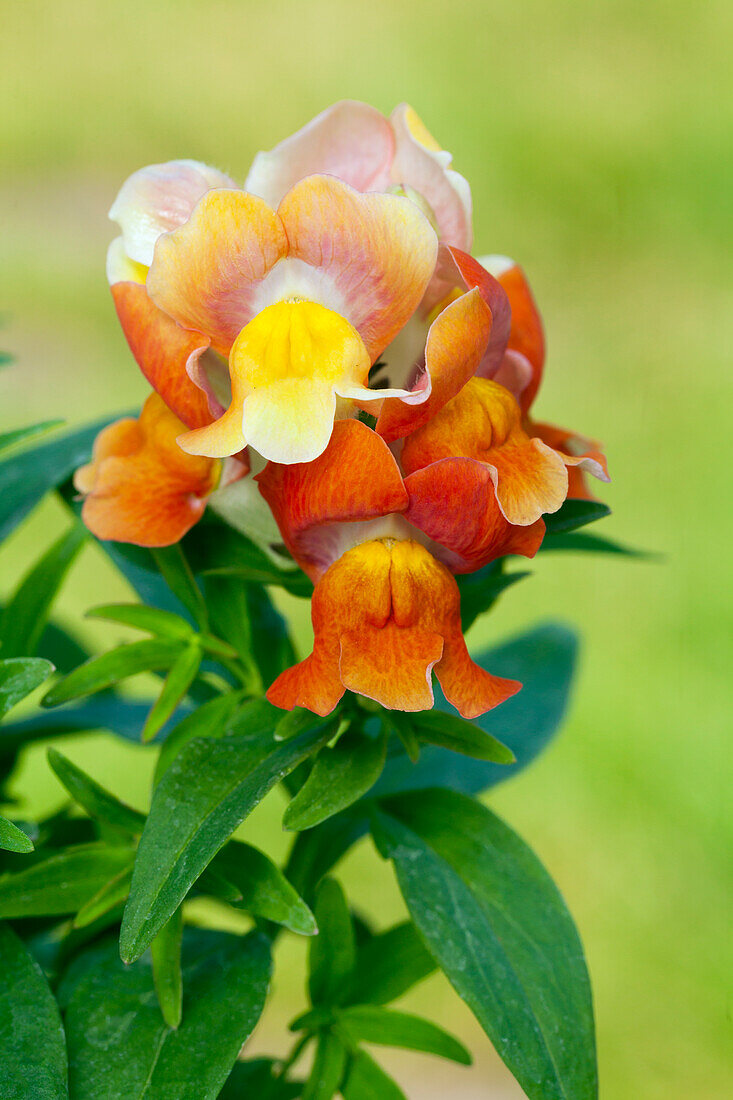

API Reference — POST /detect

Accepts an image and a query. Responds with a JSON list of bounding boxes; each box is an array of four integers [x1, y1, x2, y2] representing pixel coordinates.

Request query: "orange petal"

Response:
[[245, 100, 394, 207], [146, 189, 289, 354], [111, 282, 214, 430], [278, 175, 438, 360], [404, 458, 545, 572], [480, 256, 545, 413], [376, 287, 492, 442], [401, 378, 569, 525], [532, 419, 610, 499], [75, 394, 221, 547], [340, 624, 443, 711], [256, 419, 408, 580], [267, 538, 519, 719]]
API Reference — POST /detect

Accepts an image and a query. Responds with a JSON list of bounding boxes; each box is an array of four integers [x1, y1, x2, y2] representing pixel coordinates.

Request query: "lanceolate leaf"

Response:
[[0, 815, 34, 853], [153, 691, 246, 783], [86, 603, 193, 640], [540, 530, 650, 557], [0, 923, 68, 1099], [41, 638, 185, 707], [337, 1005, 471, 1065], [142, 644, 202, 743], [0, 843, 134, 918], [0, 657, 53, 719], [373, 790, 597, 1100], [346, 922, 436, 1007], [543, 499, 611, 534], [302, 1032, 348, 1100], [411, 710, 515, 763], [151, 545, 209, 629], [73, 865, 134, 928], [0, 414, 114, 543], [376, 622, 577, 796], [1, 696, 187, 751], [0, 523, 86, 657], [286, 807, 371, 901], [120, 725, 332, 962], [208, 840, 317, 935], [47, 748, 145, 834], [0, 419, 63, 457], [342, 1051, 407, 1100], [308, 878, 355, 1007], [457, 561, 531, 630], [151, 907, 184, 1029], [63, 929, 271, 1100], [219, 1059, 302, 1099], [284, 731, 387, 832]]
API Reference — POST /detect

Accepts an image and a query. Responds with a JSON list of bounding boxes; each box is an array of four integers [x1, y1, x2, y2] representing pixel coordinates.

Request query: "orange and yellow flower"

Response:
[[74, 394, 236, 547], [258, 421, 521, 718], [109, 165, 438, 466]]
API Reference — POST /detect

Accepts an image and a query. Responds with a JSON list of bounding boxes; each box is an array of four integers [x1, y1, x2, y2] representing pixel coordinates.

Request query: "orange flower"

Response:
[[74, 394, 231, 546], [480, 256, 610, 499], [258, 421, 520, 718], [109, 167, 438, 466]]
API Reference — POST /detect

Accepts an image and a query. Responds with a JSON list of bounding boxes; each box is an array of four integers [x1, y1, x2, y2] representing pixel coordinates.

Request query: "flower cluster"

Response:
[[78, 101, 609, 719]]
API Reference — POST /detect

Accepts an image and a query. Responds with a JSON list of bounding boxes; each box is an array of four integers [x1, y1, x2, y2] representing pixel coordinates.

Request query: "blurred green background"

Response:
[[1, 1, 731, 1096]]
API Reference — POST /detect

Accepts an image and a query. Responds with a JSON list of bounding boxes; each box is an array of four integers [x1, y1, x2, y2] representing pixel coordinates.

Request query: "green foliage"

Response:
[[0, 923, 68, 1099], [0, 419, 64, 456], [284, 730, 388, 831], [0, 843, 134, 919], [61, 929, 271, 1100], [0, 524, 86, 658], [373, 790, 597, 1100], [0, 404, 622, 1098], [0, 656, 53, 718], [120, 724, 331, 962], [0, 815, 34, 853]]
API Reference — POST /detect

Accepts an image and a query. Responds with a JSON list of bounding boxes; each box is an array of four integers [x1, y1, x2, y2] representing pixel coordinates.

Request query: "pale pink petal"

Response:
[[109, 159, 237, 266], [390, 104, 472, 251], [244, 101, 395, 207]]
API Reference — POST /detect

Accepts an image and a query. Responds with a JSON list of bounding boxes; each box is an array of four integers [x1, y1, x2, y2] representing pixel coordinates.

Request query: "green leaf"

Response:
[[0, 815, 34, 853], [275, 706, 330, 742], [47, 748, 145, 834], [63, 929, 271, 1100], [342, 1051, 407, 1100], [0, 842, 134, 918], [151, 545, 209, 629], [153, 691, 246, 783], [0, 414, 115, 543], [286, 807, 370, 901], [382, 712, 420, 763], [0, 922, 68, 1098], [309, 878, 355, 1006], [151, 907, 184, 1029], [120, 725, 331, 962], [0, 419, 64, 457], [543, 499, 611, 534], [208, 840, 317, 935], [86, 603, 193, 640], [219, 1059, 302, 1099], [73, 864, 134, 928], [284, 731, 387, 831], [412, 710, 515, 763], [1, 697, 181, 752], [373, 790, 597, 1100], [0, 524, 86, 657], [540, 530, 651, 557], [246, 584, 298, 684], [41, 638, 184, 706], [376, 623, 577, 796], [337, 1005, 471, 1065], [346, 922, 435, 1006], [457, 561, 531, 630], [302, 1032, 347, 1100], [0, 656, 53, 718], [142, 644, 202, 743], [186, 521, 311, 597]]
